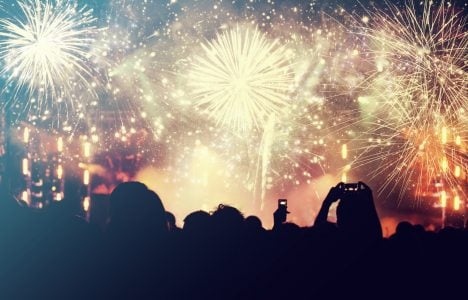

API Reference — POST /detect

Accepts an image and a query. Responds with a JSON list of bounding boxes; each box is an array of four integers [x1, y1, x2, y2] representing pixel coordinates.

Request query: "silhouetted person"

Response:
[[104, 182, 170, 298], [314, 181, 382, 241]]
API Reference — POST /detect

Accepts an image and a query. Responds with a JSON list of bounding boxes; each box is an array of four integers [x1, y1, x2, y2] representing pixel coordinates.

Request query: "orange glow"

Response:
[[455, 135, 461, 146]]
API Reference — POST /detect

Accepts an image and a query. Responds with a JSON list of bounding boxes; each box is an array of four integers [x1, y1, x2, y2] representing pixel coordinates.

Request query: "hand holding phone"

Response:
[[278, 199, 287, 208]]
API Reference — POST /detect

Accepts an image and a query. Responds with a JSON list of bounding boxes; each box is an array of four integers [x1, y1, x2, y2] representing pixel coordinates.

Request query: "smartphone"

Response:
[[278, 199, 287, 208], [343, 183, 359, 192]]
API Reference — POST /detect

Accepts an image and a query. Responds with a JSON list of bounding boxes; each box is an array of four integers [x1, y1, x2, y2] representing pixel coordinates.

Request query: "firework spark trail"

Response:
[[350, 0, 467, 201], [0, 0, 98, 112], [189, 25, 294, 133]]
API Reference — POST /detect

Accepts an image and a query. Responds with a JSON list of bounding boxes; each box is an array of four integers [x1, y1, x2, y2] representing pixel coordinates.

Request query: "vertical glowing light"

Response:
[[21, 190, 29, 204], [441, 157, 448, 173], [341, 173, 347, 183], [440, 191, 447, 208], [83, 142, 91, 158], [83, 196, 90, 212], [454, 166, 461, 178], [441, 127, 448, 144], [453, 195, 460, 211], [83, 169, 90, 185], [57, 165, 63, 179], [57, 137, 63, 152], [455, 135, 461, 146], [23, 127, 29, 143], [22, 158, 29, 175], [341, 144, 348, 160]]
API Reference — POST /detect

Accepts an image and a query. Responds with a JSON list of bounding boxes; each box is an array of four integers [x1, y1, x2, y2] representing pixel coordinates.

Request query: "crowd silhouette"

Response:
[[0, 181, 467, 299]]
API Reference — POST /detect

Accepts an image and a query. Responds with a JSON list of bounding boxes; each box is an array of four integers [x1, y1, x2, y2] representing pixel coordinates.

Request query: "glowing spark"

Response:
[[189, 26, 293, 132], [0, 0, 98, 108]]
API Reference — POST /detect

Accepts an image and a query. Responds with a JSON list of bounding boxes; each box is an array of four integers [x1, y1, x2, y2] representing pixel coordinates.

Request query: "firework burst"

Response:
[[188, 25, 294, 133], [0, 0, 98, 112], [352, 0, 467, 200]]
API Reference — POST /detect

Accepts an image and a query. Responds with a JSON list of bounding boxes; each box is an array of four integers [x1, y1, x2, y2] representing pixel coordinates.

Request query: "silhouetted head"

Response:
[[245, 215, 263, 232], [108, 181, 167, 237], [396, 221, 413, 236], [183, 210, 211, 236], [211, 204, 244, 235]]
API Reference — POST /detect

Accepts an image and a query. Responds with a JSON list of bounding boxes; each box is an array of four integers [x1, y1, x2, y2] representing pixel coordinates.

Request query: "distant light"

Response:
[[441, 157, 448, 172], [55, 193, 63, 202], [83, 196, 91, 212], [57, 137, 63, 152], [22, 158, 29, 176], [23, 127, 29, 143], [341, 144, 348, 160], [454, 166, 461, 178], [21, 190, 29, 204], [83, 169, 90, 185], [441, 127, 447, 144], [453, 195, 460, 211], [57, 165, 63, 179], [83, 142, 91, 158], [440, 191, 447, 208]]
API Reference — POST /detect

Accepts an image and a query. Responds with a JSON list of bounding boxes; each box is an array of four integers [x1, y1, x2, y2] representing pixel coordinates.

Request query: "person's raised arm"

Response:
[[313, 183, 342, 226]]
